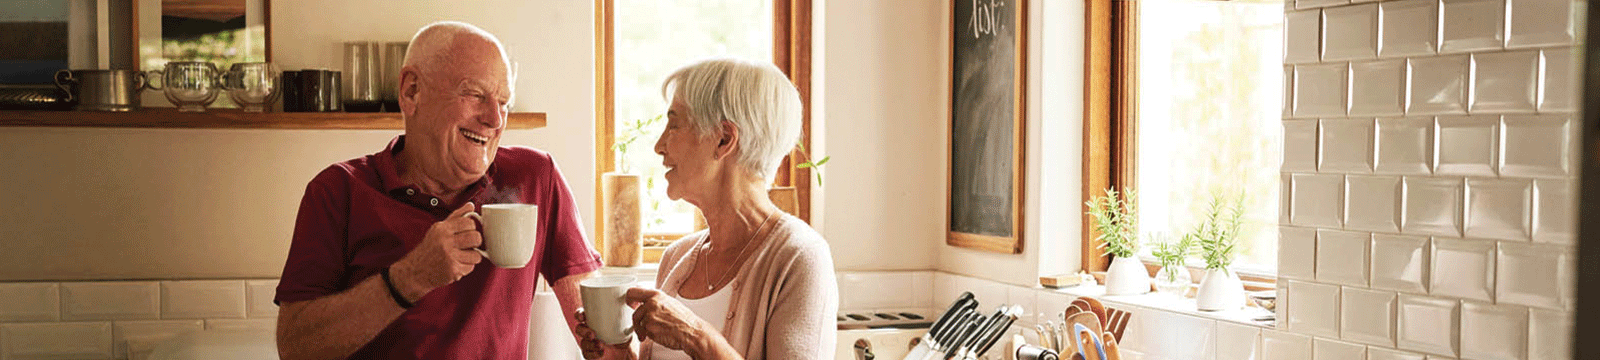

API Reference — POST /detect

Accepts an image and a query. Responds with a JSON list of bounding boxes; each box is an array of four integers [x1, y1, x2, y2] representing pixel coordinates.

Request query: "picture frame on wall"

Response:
[[0, 0, 112, 110], [133, 0, 271, 108], [948, 0, 1027, 254]]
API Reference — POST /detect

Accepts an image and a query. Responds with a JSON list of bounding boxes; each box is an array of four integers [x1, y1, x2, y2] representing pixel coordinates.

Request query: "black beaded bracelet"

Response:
[[380, 267, 414, 309]]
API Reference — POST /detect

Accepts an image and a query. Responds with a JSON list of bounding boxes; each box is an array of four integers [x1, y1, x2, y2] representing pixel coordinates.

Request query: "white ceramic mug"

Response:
[[463, 203, 538, 268], [580, 275, 638, 345]]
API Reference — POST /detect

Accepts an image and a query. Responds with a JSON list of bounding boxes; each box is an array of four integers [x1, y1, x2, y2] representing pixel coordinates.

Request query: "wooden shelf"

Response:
[[0, 109, 546, 130]]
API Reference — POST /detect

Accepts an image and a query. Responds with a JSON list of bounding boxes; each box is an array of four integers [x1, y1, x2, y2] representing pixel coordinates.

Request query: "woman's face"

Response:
[[654, 96, 722, 202]]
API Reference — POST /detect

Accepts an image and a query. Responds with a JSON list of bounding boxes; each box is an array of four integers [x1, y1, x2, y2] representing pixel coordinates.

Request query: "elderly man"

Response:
[[274, 21, 601, 359]]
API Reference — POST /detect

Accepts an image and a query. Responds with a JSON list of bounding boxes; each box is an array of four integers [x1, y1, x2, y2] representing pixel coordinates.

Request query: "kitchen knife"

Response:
[[974, 305, 1024, 357], [947, 307, 1007, 359]]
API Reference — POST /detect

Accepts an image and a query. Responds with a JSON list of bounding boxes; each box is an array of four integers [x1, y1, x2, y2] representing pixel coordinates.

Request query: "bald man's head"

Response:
[[404, 21, 511, 77], [394, 21, 516, 188]]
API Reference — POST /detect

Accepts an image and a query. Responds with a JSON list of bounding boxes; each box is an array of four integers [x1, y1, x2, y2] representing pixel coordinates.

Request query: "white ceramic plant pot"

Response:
[[1196, 268, 1244, 311], [1104, 256, 1151, 295]]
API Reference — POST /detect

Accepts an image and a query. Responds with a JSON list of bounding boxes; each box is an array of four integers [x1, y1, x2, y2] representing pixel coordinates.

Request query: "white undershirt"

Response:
[[649, 287, 735, 360]]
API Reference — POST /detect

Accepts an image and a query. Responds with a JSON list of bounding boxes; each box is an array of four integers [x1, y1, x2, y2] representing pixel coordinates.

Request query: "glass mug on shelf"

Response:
[[147, 61, 220, 112], [219, 62, 282, 112]]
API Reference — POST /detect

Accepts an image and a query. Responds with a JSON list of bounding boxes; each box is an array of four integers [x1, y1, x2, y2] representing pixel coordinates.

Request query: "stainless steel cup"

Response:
[[53, 69, 147, 112]]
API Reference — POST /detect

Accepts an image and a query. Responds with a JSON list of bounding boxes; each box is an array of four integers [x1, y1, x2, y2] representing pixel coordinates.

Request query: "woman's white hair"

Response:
[[661, 57, 803, 181]]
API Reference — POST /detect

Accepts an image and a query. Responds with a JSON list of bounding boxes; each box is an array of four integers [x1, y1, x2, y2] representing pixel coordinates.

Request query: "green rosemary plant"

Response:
[[1086, 188, 1139, 259], [1190, 193, 1245, 273]]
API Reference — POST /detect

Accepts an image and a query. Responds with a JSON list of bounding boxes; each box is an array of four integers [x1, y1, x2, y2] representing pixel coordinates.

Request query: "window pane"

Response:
[[1136, 1, 1283, 272], [615, 0, 773, 236]]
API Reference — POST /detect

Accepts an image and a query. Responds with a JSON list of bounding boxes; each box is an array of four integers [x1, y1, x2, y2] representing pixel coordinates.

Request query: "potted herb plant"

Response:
[[602, 114, 663, 267], [1192, 193, 1246, 311], [1149, 232, 1192, 297], [1086, 188, 1148, 295]]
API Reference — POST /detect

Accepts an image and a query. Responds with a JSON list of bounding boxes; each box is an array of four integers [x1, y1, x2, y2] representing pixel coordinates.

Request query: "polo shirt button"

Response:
[[405, 189, 415, 195], [429, 198, 439, 206]]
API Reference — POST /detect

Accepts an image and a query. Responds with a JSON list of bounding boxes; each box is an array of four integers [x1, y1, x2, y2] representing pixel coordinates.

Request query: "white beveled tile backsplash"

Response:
[[1283, 0, 1578, 359], [0, 279, 277, 360]]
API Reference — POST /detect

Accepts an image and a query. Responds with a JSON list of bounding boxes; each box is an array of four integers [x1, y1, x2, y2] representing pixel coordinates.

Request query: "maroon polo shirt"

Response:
[[275, 136, 601, 359]]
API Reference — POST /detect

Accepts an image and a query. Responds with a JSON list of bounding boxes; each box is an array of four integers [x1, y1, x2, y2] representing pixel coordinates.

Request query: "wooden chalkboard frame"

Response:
[[947, 0, 1027, 254]]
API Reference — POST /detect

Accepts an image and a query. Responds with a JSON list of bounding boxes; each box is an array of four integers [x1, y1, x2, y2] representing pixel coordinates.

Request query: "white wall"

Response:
[[937, 0, 1084, 286], [815, 0, 946, 271]]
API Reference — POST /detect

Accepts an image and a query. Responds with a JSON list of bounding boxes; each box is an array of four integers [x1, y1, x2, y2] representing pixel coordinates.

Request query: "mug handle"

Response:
[[463, 212, 489, 258], [134, 71, 148, 91], [145, 70, 164, 90], [53, 70, 75, 102]]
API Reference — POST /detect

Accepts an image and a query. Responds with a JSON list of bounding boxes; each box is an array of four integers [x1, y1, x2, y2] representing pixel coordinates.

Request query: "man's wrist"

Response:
[[386, 263, 428, 304], [380, 267, 415, 309]]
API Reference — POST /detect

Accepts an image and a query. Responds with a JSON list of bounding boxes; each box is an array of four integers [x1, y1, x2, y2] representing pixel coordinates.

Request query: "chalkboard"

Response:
[[948, 0, 1026, 253]]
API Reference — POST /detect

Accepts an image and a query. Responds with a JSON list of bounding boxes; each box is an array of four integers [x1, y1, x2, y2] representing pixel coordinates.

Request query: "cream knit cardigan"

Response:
[[644, 215, 839, 360]]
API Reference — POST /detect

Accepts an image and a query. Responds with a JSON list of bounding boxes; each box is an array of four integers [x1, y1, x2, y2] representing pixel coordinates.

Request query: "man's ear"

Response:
[[397, 67, 421, 117], [714, 120, 739, 160]]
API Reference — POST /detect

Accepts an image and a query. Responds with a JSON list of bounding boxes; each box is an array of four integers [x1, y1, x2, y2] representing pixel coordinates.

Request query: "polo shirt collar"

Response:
[[372, 135, 498, 207]]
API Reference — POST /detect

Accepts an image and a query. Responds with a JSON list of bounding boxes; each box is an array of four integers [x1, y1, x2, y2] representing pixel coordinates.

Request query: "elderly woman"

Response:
[[576, 58, 838, 360]]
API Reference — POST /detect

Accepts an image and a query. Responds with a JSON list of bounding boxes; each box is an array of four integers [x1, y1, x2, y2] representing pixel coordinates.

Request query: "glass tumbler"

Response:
[[220, 62, 282, 112], [343, 41, 382, 112], [147, 61, 221, 112]]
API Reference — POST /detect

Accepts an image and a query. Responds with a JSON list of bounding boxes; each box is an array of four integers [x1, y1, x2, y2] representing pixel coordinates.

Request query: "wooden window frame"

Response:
[[594, 0, 813, 263], [1082, 0, 1275, 291]]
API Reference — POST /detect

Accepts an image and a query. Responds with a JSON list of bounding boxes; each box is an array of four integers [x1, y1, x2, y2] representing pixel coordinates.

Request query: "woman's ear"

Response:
[[714, 120, 739, 160]]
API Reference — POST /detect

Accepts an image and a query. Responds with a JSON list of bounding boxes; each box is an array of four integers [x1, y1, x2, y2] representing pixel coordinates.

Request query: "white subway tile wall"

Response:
[[1501, 115, 1571, 178], [1495, 242, 1572, 309], [1397, 294, 1460, 357], [1, 322, 114, 360], [1322, 4, 1378, 61], [1282, 1, 1577, 359], [1538, 49, 1576, 112], [1263, 329, 1315, 360], [112, 320, 203, 359], [1287, 280, 1342, 337], [1217, 321, 1264, 360], [1314, 230, 1371, 286], [1438, 0, 1506, 53], [160, 281, 247, 320], [1459, 301, 1528, 360], [1313, 337, 1368, 360], [1378, 0, 1439, 58], [1350, 60, 1407, 116], [1374, 117, 1435, 174], [0, 279, 279, 359], [1345, 175, 1402, 232], [1320, 119, 1376, 172], [1370, 347, 1430, 360], [1407, 56, 1470, 114], [1280, 226, 1320, 280], [1506, 0, 1575, 48], [1340, 287, 1397, 347], [1532, 179, 1576, 244], [1528, 307, 1573, 360], [59, 282, 160, 321], [1429, 238, 1497, 302], [1470, 51, 1540, 113], [1369, 234, 1431, 293], [0, 283, 58, 322]]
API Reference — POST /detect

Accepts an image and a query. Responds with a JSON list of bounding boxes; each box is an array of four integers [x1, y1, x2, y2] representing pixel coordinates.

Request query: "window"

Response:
[[595, 0, 812, 262], [1084, 0, 1283, 278]]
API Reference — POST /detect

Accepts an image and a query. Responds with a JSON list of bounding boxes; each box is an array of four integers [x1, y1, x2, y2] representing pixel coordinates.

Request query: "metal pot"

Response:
[[54, 69, 146, 112]]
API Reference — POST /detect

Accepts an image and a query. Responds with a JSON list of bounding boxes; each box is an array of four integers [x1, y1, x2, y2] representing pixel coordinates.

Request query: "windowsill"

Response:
[[599, 264, 660, 281], [1047, 283, 1275, 328]]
